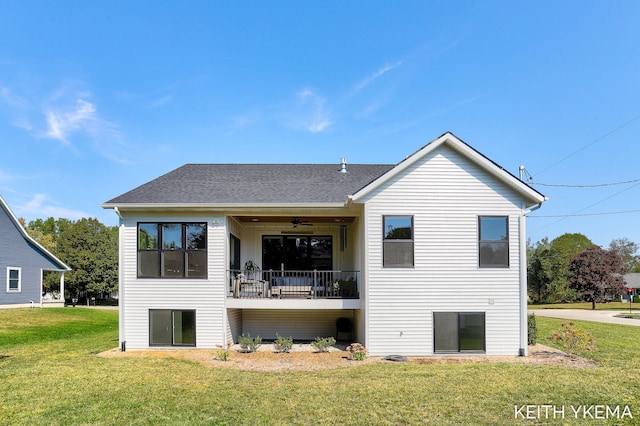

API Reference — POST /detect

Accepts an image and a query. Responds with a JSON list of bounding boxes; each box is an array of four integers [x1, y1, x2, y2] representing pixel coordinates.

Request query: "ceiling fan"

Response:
[[291, 218, 313, 228]]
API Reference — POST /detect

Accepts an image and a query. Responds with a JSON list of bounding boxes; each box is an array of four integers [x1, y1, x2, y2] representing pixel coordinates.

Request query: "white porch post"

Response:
[[60, 272, 65, 302]]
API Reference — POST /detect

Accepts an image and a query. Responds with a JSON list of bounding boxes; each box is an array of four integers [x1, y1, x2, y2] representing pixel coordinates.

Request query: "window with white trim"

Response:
[[383, 215, 414, 268], [478, 216, 509, 268], [7, 267, 21, 292]]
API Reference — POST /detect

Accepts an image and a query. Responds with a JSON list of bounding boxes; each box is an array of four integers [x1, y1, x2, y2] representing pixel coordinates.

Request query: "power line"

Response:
[[530, 209, 640, 218], [534, 112, 640, 176], [532, 178, 640, 188], [529, 180, 640, 233]]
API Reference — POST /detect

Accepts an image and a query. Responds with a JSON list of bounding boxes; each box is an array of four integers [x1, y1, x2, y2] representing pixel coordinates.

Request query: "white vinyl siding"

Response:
[[226, 308, 242, 345], [360, 146, 526, 356], [119, 213, 226, 349], [239, 309, 353, 341]]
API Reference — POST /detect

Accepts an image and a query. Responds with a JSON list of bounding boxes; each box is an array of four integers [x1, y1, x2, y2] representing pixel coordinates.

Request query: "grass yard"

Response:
[[2, 309, 640, 425]]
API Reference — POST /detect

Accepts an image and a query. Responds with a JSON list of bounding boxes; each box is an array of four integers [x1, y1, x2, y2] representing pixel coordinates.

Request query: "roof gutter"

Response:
[[524, 198, 547, 215]]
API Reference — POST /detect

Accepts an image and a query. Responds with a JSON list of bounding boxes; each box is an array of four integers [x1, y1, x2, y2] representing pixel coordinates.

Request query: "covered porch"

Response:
[[226, 213, 363, 305], [41, 269, 66, 307]]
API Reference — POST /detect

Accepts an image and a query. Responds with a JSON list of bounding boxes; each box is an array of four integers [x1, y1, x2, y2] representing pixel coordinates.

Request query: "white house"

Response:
[[102, 132, 546, 356]]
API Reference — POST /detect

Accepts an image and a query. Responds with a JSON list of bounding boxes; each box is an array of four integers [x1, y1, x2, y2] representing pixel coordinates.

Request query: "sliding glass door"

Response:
[[149, 310, 196, 346], [262, 236, 332, 271], [433, 312, 485, 353]]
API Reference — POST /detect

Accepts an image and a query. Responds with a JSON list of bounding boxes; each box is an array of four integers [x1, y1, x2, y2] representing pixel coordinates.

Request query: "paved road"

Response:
[[529, 309, 640, 327]]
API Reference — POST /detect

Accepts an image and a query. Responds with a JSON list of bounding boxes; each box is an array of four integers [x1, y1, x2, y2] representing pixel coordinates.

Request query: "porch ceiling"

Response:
[[234, 216, 355, 224]]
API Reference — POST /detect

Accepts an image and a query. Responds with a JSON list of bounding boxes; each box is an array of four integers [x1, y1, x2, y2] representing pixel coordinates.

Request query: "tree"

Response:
[[609, 238, 640, 273], [528, 233, 593, 303], [56, 218, 118, 301], [26, 217, 74, 251], [20, 217, 76, 294], [568, 245, 626, 310], [528, 237, 552, 303]]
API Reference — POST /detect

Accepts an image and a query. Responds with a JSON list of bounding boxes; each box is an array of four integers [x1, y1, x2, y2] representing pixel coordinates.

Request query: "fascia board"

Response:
[[101, 202, 349, 210]]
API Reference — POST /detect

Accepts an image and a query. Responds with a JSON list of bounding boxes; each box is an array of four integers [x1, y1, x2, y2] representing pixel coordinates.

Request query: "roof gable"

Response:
[[351, 131, 546, 207], [0, 195, 70, 271]]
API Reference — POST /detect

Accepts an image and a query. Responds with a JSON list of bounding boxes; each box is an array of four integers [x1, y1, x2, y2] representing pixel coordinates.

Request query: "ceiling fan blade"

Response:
[[291, 218, 313, 227]]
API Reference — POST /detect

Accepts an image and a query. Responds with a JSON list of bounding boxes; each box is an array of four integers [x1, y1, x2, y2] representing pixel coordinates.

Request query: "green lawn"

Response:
[[2, 308, 640, 425]]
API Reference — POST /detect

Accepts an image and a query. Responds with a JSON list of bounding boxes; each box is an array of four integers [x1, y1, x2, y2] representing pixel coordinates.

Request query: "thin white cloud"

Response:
[[150, 95, 172, 108], [0, 169, 14, 181], [38, 96, 132, 163], [355, 100, 384, 119], [359, 94, 486, 141], [0, 81, 131, 164], [17, 193, 91, 220], [0, 87, 29, 108], [231, 109, 262, 130], [43, 99, 98, 144], [229, 88, 333, 134], [355, 61, 403, 92], [295, 89, 332, 133], [10, 117, 33, 131]]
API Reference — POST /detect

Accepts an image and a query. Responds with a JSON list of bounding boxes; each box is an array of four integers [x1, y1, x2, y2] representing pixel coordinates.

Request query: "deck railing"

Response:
[[227, 269, 359, 299]]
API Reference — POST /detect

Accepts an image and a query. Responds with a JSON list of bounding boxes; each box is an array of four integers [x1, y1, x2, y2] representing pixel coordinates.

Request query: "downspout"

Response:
[[361, 203, 369, 353], [518, 208, 528, 356], [114, 207, 123, 220], [518, 200, 545, 356], [114, 207, 126, 351]]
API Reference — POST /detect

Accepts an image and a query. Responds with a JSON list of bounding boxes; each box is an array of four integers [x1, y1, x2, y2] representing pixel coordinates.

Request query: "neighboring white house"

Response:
[[102, 132, 546, 356], [0, 195, 70, 308]]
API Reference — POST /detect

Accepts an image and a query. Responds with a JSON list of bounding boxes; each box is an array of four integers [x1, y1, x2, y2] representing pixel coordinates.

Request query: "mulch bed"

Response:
[[98, 343, 597, 372]]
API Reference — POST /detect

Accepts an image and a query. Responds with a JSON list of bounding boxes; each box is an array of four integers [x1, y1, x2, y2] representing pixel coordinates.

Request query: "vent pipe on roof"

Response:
[[339, 157, 347, 173]]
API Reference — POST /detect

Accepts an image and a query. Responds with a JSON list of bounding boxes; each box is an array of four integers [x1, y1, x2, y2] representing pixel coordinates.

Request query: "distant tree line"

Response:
[[528, 234, 638, 309], [19, 217, 118, 303]]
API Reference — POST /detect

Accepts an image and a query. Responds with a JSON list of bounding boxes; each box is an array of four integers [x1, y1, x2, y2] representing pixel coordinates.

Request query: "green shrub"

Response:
[[311, 336, 336, 353], [217, 349, 230, 361], [547, 321, 596, 355], [527, 313, 537, 345], [238, 333, 262, 353], [273, 334, 293, 353]]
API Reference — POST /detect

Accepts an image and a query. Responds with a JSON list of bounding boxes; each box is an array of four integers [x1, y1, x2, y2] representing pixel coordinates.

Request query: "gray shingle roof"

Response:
[[104, 164, 395, 205], [625, 273, 640, 288]]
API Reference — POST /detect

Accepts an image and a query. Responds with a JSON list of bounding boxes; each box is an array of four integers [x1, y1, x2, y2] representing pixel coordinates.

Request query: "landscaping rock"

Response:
[[383, 355, 408, 362]]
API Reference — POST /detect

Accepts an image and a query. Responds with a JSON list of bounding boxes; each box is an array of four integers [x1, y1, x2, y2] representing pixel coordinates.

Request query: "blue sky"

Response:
[[1, 1, 639, 248]]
